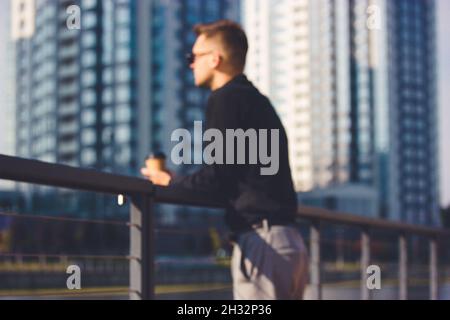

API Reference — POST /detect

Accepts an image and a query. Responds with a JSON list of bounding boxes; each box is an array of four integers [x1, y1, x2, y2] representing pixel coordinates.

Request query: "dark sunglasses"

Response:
[[185, 51, 213, 65]]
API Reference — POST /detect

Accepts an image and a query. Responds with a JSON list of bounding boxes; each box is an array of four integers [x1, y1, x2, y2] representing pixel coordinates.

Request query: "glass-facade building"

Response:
[[148, 0, 240, 224], [0, 0, 16, 192], [14, 0, 138, 172], [149, 0, 240, 176], [243, 0, 369, 192], [13, 0, 139, 215], [385, 0, 440, 225], [243, 0, 440, 225], [13, 0, 240, 216]]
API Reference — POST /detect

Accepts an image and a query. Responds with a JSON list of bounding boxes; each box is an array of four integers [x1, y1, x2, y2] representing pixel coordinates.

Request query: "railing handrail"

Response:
[[1, 153, 450, 300], [0, 154, 154, 196], [297, 206, 450, 238], [1, 154, 450, 238]]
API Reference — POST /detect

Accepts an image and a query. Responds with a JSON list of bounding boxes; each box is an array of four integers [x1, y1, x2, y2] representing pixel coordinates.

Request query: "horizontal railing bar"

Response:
[[157, 190, 450, 237], [0, 154, 154, 196], [0, 253, 130, 260], [0, 289, 130, 297], [1, 154, 449, 238], [155, 228, 219, 235], [298, 206, 450, 238], [0, 212, 129, 227], [0, 255, 228, 265], [156, 185, 450, 237]]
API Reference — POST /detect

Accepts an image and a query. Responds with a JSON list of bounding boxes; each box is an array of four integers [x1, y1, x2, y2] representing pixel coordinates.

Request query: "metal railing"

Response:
[[1, 154, 449, 300]]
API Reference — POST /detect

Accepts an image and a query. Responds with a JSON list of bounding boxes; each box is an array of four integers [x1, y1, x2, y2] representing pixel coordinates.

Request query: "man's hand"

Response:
[[141, 167, 172, 186]]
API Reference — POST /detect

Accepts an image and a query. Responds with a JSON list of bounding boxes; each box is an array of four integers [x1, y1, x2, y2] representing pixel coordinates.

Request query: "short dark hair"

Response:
[[193, 20, 248, 71]]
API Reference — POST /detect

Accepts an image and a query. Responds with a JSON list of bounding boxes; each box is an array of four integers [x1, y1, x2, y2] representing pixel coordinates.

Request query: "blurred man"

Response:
[[141, 20, 308, 300]]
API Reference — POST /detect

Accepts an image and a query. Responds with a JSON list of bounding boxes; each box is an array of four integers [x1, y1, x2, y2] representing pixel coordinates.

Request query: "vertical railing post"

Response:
[[360, 228, 371, 300], [399, 234, 408, 300], [130, 193, 155, 300], [429, 237, 438, 300], [309, 221, 322, 300]]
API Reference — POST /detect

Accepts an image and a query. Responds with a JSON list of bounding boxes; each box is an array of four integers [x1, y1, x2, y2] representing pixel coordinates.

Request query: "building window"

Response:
[[116, 125, 131, 143], [82, 90, 96, 106], [116, 85, 130, 103], [103, 67, 113, 85], [82, 32, 96, 48], [82, 0, 97, 10], [103, 107, 113, 125], [116, 65, 131, 82], [116, 104, 131, 122], [82, 70, 96, 87], [81, 148, 96, 165], [83, 12, 97, 29], [82, 50, 97, 68], [102, 127, 114, 144], [115, 47, 130, 63], [82, 109, 96, 126], [81, 129, 96, 145], [116, 7, 130, 24], [116, 28, 130, 44], [116, 145, 131, 164], [102, 87, 113, 104]]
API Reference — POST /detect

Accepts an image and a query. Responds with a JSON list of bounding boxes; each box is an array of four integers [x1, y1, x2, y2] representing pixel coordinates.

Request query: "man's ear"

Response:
[[209, 52, 221, 69]]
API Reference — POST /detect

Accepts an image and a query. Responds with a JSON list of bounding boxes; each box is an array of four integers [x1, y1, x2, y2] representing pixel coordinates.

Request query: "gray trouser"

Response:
[[231, 220, 309, 300]]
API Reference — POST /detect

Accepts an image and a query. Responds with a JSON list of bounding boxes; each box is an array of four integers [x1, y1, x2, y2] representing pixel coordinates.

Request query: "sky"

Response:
[[0, 0, 449, 206]]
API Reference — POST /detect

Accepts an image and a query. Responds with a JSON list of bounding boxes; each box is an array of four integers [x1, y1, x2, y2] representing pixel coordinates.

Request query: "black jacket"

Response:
[[170, 74, 297, 232]]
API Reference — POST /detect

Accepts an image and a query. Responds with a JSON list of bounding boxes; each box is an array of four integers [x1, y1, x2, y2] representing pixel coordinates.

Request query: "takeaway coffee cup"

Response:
[[145, 152, 167, 173]]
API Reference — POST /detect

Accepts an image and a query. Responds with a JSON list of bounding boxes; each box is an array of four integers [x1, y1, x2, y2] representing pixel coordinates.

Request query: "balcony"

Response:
[[59, 102, 78, 118], [0, 154, 449, 300], [59, 63, 79, 79], [58, 122, 78, 137], [59, 44, 79, 60]]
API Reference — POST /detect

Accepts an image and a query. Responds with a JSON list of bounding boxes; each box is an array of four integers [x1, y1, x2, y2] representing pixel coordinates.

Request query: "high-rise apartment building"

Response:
[[243, 0, 439, 225], [12, 0, 240, 216]]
